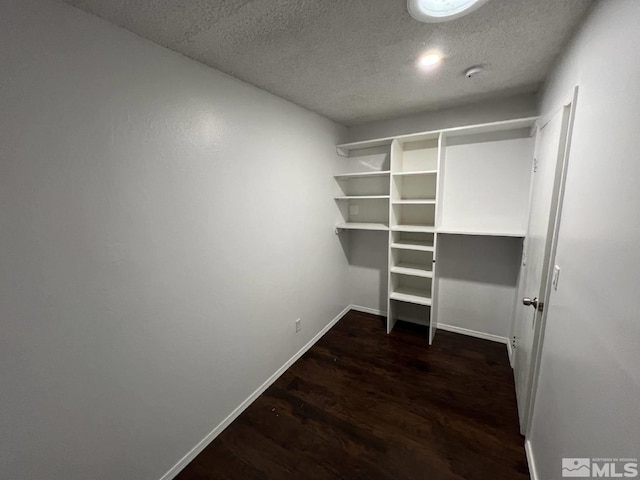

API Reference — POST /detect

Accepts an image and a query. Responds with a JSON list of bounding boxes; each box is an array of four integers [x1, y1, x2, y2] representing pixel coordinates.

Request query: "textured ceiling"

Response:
[[64, 0, 594, 126]]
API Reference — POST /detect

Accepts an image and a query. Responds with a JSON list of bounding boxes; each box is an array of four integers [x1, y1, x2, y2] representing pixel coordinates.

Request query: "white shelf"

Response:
[[391, 263, 433, 278], [390, 287, 432, 306], [334, 195, 390, 200], [392, 199, 436, 205], [442, 116, 538, 138], [333, 171, 391, 180], [437, 226, 526, 238], [336, 222, 389, 231], [390, 240, 435, 252], [336, 117, 539, 157], [336, 140, 393, 157], [392, 170, 438, 176], [392, 225, 436, 233]]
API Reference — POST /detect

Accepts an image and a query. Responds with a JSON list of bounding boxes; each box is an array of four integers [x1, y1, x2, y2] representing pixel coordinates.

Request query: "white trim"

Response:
[[351, 306, 429, 329], [350, 305, 386, 316], [351, 306, 512, 349], [521, 86, 579, 436], [437, 322, 509, 345], [525, 439, 539, 480], [507, 338, 514, 367], [536, 89, 576, 130], [158, 305, 352, 480]]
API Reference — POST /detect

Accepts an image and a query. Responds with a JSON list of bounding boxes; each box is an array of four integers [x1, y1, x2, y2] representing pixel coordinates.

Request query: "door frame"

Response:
[[515, 86, 579, 435]]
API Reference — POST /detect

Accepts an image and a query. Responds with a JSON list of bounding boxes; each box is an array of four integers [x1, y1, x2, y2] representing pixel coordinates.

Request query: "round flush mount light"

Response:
[[408, 0, 489, 23]]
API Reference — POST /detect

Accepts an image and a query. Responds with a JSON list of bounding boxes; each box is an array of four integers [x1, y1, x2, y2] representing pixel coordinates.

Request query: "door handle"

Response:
[[523, 297, 544, 312]]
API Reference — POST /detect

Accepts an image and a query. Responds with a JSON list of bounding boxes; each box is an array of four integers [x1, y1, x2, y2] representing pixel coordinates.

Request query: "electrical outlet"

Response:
[[295, 318, 301, 333], [552, 265, 561, 290], [349, 204, 359, 216]]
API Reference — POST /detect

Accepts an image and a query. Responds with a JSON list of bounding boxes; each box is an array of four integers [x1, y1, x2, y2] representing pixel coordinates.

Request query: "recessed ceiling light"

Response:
[[417, 51, 443, 71], [408, 0, 489, 23]]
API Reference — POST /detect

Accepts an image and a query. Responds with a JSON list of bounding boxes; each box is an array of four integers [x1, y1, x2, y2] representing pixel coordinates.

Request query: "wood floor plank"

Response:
[[176, 311, 529, 480]]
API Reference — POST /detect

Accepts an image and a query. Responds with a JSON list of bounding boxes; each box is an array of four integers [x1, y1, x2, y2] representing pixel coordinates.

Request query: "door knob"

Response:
[[523, 297, 544, 312]]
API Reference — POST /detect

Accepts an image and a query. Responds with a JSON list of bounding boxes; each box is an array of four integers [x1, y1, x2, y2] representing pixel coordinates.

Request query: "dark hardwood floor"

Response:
[[176, 310, 529, 480]]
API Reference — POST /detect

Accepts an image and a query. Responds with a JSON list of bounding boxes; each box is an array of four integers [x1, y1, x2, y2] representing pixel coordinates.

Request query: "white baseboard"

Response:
[[436, 322, 509, 345], [349, 304, 386, 316], [158, 305, 352, 480], [349, 307, 510, 347], [525, 439, 539, 480], [159, 305, 516, 479]]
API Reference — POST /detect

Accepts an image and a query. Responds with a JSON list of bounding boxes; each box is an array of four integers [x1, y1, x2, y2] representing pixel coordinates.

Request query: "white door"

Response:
[[513, 104, 573, 433]]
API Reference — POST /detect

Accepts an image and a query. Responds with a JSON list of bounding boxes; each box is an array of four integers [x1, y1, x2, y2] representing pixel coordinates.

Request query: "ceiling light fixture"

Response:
[[408, 0, 489, 23], [417, 51, 443, 71]]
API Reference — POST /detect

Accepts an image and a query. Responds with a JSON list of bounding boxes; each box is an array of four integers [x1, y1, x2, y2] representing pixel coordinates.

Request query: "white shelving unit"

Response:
[[385, 133, 441, 341], [334, 117, 538, 344], [334, 148, 391, 232]]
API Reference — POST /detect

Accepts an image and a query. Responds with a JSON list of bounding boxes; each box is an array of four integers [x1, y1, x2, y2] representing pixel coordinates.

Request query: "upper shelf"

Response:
[[392, 170, 438, 177], [437, 226, 526, 238], [336, 116, 539, 156], [442, 116, 538, 139], [334, 171, 391, 180], [336, 139, 393, 157], [388, 225, 524, 237], [334, 195, 390, 200], [392, 199, 436, 205]]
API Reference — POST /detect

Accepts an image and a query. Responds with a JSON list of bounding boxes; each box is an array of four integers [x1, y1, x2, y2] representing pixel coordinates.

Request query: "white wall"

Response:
[[528, 1, 640, 478], [0, 1, 348, 479], [348, 93, 538, 142], [347, 231, 389, 313], [436, 235, 522, 339]]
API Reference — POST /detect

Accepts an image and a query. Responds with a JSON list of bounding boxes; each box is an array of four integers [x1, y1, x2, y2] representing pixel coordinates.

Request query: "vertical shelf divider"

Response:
[[387, 139, 400, 334], [429, 132, 446, 344]]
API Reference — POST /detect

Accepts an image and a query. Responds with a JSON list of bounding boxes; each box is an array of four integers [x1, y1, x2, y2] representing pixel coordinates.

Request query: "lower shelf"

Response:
[[391, 240, 435, 252], [390, 287, 432, 306], [390, 263, 433, 278], [336, 222, 389, 231]]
